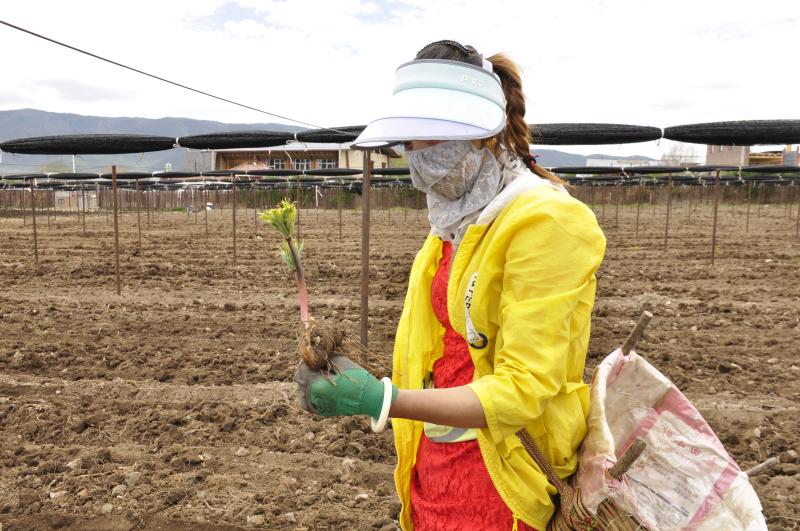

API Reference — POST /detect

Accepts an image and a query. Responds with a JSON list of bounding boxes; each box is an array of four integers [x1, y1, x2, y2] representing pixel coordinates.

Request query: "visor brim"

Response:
[[352, 88, 506, 149], [353, 118, 498, 148]]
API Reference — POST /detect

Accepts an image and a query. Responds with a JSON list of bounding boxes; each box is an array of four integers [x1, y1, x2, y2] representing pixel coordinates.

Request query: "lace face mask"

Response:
[[407, 140, 502, 242]]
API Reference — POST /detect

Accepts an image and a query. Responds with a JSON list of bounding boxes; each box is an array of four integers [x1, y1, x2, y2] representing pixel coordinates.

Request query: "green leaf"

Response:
[[277, 238, 303, 271], [259, 199, 297, 239]]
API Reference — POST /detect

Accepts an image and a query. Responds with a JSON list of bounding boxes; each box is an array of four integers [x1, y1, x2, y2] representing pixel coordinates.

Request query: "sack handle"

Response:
[[516, 428, 582, 525], [516, 429, 571, 494]]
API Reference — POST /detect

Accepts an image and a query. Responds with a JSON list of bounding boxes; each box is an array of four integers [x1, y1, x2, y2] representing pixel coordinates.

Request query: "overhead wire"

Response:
[[0, 19, 348, 134]]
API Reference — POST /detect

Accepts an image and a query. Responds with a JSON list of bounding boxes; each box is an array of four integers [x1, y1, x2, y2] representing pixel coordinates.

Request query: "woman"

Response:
[[295, 40, 606, 530]]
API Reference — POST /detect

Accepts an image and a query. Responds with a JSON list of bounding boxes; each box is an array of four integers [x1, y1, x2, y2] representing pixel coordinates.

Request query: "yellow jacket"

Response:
[[391, 182, 606, 530]]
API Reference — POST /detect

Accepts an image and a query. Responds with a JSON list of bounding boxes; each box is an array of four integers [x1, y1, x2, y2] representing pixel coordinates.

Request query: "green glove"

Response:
[[293, 355, 397, 419]]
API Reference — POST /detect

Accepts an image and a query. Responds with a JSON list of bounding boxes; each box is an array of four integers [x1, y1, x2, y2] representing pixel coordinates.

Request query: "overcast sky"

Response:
[[1, 0, 797, 160]]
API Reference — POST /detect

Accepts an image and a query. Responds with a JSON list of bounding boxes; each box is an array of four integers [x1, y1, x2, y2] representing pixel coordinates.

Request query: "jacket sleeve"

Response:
[[468, 193, 606, 445]]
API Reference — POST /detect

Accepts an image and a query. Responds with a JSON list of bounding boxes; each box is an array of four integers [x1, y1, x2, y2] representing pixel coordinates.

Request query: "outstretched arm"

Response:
[[390, 386, 487, 429]]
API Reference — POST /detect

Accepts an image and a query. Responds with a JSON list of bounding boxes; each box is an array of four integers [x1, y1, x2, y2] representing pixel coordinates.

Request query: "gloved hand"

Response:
[[294, 355, 397, 420]]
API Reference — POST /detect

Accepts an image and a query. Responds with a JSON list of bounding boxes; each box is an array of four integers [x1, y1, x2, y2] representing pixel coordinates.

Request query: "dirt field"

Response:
[[0, 195, 798, 530]]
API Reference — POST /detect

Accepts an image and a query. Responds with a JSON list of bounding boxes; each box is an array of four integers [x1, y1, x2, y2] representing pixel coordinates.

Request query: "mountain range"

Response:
[[0, 109, 653, 173]]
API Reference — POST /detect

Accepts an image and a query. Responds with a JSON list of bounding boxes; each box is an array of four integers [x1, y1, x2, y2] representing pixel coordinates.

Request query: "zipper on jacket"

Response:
[[445, 235, 527, 531], [473, 363, 529, 530]]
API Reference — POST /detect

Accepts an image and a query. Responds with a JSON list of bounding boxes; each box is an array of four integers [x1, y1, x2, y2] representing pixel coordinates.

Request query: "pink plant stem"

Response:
[[286, 237, 310, 324]]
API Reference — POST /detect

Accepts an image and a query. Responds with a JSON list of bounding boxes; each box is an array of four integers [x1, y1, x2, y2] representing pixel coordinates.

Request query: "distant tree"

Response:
[[660, 143, 700, 166]]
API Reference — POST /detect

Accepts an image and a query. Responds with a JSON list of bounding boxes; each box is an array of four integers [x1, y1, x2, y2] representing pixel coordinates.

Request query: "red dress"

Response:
[[409, 240, 536, 531]]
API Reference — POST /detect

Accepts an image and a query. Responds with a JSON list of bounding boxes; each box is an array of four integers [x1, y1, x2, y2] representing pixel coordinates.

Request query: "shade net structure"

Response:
[[532, 123, 663, 145], [177, 131, 295, 149], [663, 120, 800, 145], [0, 134, 175, 154]]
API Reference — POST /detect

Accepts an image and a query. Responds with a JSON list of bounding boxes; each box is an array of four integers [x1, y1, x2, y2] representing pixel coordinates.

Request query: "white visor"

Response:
[[352, 59, 507, 149]]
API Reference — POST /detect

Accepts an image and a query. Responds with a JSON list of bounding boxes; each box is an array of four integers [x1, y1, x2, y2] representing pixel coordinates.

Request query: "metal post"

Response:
[[136, 179, 143, 251], [600, 188, 606, 225], [232, 178, 237, 266], [711, 170, 721, 265], [112, 166, 121, 295], [81, 183, 87, 236], [337, 186, 343, 242], [360, 151, 372, 349], [204, 189, 209, 237], [635, 180, 642, 239], [252, 182, 257, 234], [46, 189, 51, 231], [664, 174, 673, 250], [745, 180, 752, 234], [30, 179, 39, 264]]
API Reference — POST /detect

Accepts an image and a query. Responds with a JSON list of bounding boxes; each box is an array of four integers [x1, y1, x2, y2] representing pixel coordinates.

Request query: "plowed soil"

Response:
[[0, 197, 798, 530]]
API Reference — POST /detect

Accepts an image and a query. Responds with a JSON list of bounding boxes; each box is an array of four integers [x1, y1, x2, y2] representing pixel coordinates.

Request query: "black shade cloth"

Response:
[[201, 170, 239, 176], [177, 131, 294, 149], [303, 168, 363, 176], [551, 166, 623, 174], [295, 126, 365, 143], [740, 165, 800, 173], [100, 172, 154, 180], [685, 165, 739, 172], [1, 173, 47, 180], [246, 169, 304, 176], [149, 171, 203, 178], [532, 123, 662, 145], [49, 172, 103, 180], [0, 134, 175, 154], [663, 120, 800, 146], [623, 166, 687, 174], [371, 167, 411, 176]]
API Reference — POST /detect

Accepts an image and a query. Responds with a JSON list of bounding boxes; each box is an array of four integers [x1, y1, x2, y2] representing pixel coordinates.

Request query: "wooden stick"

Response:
[[337, 186, 343, 242], [621, 311, 653, 355], [136, 179, 142, 252], [252, 182, 257, 234], [609, 438, 647, 480], [112, 166, 121, 296], [711, 170, 721, 264], [30, 180, 39, 264], [232, 179, 237, 266], [745, 457, 779, 477], [744, 180, 752, 234], [664, 174, 673, 250], [635, 181, 642, 239], [81, 183, 87, 236], [360, 151, 372, 349]]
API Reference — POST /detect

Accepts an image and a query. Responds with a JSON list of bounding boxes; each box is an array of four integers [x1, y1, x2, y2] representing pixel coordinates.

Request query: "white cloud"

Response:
[[0, 0, 797, 160]]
